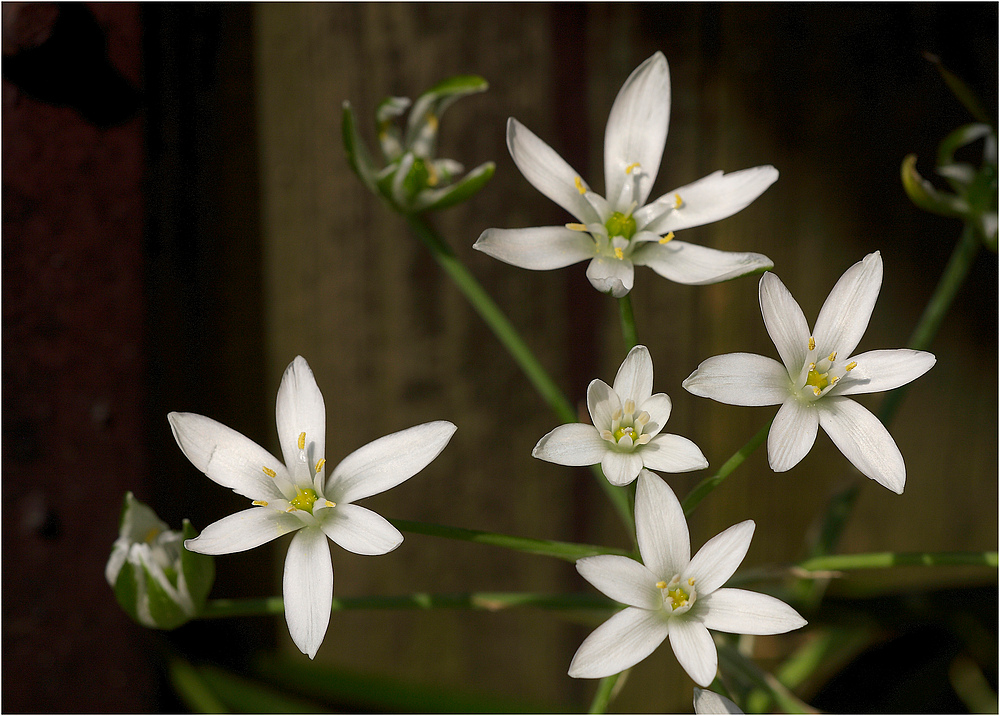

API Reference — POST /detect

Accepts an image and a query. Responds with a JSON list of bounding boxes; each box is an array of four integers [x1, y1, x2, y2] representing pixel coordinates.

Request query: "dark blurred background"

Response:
[[3, 3, 996, 712]]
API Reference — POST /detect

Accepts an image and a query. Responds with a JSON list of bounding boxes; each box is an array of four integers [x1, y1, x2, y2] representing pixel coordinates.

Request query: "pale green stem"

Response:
[[808, 221, 983, 560], [682, 419, 772, 516], [200, 591, 616, 619], [798, 550, 998, 571], [168, 657, 229, 713], [617, 294, 638, 351], [588, 671, 626, 714], [717, 643, 818, 714], [390, 518, 629, 562], [404, 213, 634, 533]]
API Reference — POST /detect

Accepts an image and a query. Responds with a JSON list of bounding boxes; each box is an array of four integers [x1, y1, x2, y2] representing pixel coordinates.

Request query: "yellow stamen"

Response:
[[625, 162, 641, 174], [614, 247, 624, 260], [252, 500, 268, 507], [262, 466, 277, 478], [315, 458, 326, 474], [673, 193, 683, 208], [426, 113, 438, 130], [298, 432, 306, 450], [688, 577, 695, 586], [655, 581, 668, 589], [658, 231, 675, 245], [144, 528, 160, 543], [566, 222, 588, 231], [574, 176, 586, 195], [845, 361, 857, 371], [813, 386, 822, 396], [325, 501, 336, 508], [827, 351, 837, 362], [808, 336, 816, 351]]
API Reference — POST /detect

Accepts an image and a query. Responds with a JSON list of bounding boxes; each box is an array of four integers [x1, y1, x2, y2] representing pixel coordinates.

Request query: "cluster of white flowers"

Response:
[[155, 50, 936, 710]]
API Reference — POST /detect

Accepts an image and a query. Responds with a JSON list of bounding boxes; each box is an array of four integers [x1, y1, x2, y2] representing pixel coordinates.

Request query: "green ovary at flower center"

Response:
[[290, 487, 319, 513], [666, 587, 690, 610], [656, 577, 696, 613], [605, 211, 636, 240], [613, 426, 638, 442], [806, 368, 829, 391]]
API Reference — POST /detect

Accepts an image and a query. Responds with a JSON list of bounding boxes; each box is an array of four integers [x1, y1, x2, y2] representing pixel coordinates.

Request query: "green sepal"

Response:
[[341, 101, 378, 193], [181, 519, 215, 613], [901, 154, 968, 218], [112, 557, 142, 625], [415, 161, 496, 213], [145, 562, 191, 630]]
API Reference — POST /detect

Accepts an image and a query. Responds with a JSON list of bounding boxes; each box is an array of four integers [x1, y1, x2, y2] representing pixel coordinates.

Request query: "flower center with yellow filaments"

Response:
[[656, 576, 697, 614], [255, 431, 336, 512], [797, 336, 857, 402], [600, 399, 652, 451]]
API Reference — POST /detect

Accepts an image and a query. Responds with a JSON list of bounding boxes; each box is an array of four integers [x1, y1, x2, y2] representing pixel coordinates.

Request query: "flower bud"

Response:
[[106, 492, 214, 629]]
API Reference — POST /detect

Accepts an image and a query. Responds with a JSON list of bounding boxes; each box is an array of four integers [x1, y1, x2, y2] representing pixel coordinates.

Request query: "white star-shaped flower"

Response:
[[682, 251, 936, 493], [169, 356, 456, 658], [474, 51, 776, 297], [569, 471, 806, 686], [532, 345, 707, 486]]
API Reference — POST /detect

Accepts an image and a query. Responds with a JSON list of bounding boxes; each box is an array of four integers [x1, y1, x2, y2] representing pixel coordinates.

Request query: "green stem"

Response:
[[405, 214, 634, 533], [588, 671, 626, 714], [808, 221, 982, 560], [682, 419, 772, 516], [618, 294, 638, 351], [200, 591, 616, 619], [391, 518, 629, 562], [798, 550, 998, 572]]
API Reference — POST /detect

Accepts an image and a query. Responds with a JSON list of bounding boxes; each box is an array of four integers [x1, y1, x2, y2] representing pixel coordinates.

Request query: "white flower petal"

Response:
[[682, 353, 789, 407], [632, 240, 772, 286], [568, 606, 671, 679], [318, 503, 404, 555], [587, 379, 622, 432], [532, 423, 609, 466], [283, 527, 333, 659], [638, 392, 672, 436], [831, 349, 936, 396], [694, 688, 744, 714], [612, 345, 654, 407], [684, 520, 754, 595], [635, 471, 690, 579], [168, 412, 288, 503], [275, 356, 327, 483], [576, 555, 661, 610], [473, 226, 596, 270], [812, 251, 883, 358], [586, 255, 634, 297], [327, 421, 456, 504], [506, 118, 599, 224], [639, 166, 779, 234], [759, 272, 810, 375], [817, 397, 905, 493], [642, 434, 709, 473], [604, 52, 670, 210], [668, 618, 718, 687], [602, 449, 644, 486], [699, 588, 807, 635], [767, 398, 819, 472], [185, 507, 303, 556]]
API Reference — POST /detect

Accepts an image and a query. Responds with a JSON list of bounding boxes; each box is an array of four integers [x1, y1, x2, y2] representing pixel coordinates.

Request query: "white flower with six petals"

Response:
[[475, 51, 777, 297], [682, 251, 935, 493], [569, 470, 806, 685], [169, 356, 456, 658], [533, 345, 708, 486]]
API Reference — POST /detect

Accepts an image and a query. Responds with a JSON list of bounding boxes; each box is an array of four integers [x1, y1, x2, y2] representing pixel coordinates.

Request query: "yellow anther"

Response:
[[813, 386, 822, 396], [286, 506, 296, 513], [298, 432, 306, 450], [658, 231, 675, 244], [315, 458, 326, 474], [673, 193, 683, 208], [827, 351, 838, 362], [830, 376, 840, 385], [566, 223, 588, 231], [426, 163, 439, 186], [845, 361, 857, 372], [325, 500, 336, 508], [625, 162, 641, 175], [262, 466, 277, 478], [808, 337, 816, 351], [252, 500, 268, 507], [655, 581, 668, 589], [688, 577, 695, 586], [574, 176, 586, 195], [426, 113, 438, 130], [614, 247, 624, 260], [144, 527, 160, 543]]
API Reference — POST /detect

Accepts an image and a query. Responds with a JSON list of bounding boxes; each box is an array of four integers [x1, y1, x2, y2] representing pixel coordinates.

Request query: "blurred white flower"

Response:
[[533, 345, 707, 486], [475, 51, 775, 297], [569, 471, 806, 686], [683, 251, 936, 493], [170, 356, 456, 658], [694, 688, 744, 714]]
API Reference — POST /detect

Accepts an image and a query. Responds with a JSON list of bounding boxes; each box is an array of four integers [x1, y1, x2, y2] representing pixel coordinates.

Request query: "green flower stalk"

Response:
[[106, 492, 214, 629], [343, 75, 495, 214]]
